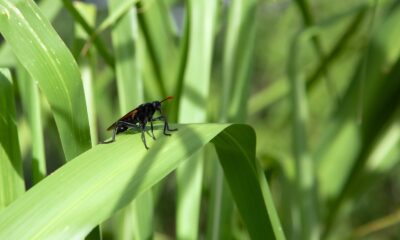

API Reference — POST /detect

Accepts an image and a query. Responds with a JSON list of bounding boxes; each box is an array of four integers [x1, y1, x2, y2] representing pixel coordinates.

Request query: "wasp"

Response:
[[103, 96, 177, 149]]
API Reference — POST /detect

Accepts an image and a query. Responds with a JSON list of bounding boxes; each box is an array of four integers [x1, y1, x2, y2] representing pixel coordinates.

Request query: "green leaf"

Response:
[[0, 0, 62, 67], [287, 30, 319, 239], [60, 0, 115, 69], [0, 69, 24, 210], [109, 0, 143, 113], [136, 0, 179, 97], [176, 0, 218, 239], [16, 64, 46, 183], [108, 0, 147, 238], [0, 0, 91, 160], [0, 124, 283, 240], [221, 0, 258, 122], [97, 0, 138, 35]]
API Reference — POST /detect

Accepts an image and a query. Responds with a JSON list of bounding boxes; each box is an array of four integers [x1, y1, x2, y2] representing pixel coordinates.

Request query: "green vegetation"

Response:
[[0, 0, 400, 239]]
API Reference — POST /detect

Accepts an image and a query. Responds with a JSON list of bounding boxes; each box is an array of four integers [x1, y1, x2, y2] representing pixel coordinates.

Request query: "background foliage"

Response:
[[1, 0, 400, 239]]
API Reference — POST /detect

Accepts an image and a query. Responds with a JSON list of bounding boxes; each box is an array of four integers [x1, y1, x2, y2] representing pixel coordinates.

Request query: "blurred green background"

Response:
[[1, 0, 400, 239]]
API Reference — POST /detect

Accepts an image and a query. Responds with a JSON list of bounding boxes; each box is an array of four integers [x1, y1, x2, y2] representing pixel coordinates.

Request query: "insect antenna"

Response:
[[160, 96, 174, 103]]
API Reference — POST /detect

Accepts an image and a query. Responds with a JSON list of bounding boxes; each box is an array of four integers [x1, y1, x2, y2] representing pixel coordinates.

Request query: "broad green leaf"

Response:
[[0, 124, 283, 240], [0, 0, 62, 67], [176, 0, 217, 239], [0, 69, 24, 210], [0, 0, 91, 160]]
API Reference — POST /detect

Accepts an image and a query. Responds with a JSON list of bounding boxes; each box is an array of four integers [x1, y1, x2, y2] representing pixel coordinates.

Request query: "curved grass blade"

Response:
[[0, 0, 91, 160], [0, 69, 24, 210], [0, 124, 283, 240], [216, 0, 259, 238], [0, 0, 62, 67]]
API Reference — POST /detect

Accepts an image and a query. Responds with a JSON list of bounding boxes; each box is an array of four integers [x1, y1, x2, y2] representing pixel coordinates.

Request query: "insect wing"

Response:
[[107, 108, 139, 130]]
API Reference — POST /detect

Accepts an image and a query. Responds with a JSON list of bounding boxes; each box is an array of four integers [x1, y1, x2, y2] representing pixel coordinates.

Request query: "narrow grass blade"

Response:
[[306, 5, 368, 91], [293, 0, 336, 102], [108, 0, 148, 238], [109, 0, 143, 113], [0, 0, 91, 160], [347, 107, 400, 200], [136, 0, 179, 97], [60, 0, 115, 69], [319, 5, 400, 237], [216, 0, 259, 238], [70, 5, 102, 238], [0, 69, 24, 210], [221, 0, 258, 122], [0, 124, 282, 239], [287, 31, 319, 239], [176, 0, 217, 239], [16, 64, 46, 183], [73, 1, 98, 147], [97, 0, 138, 35], [248, 4, 368, 116]]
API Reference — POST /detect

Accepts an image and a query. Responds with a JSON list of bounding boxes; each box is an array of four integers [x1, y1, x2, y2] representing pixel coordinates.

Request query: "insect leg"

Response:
[[150, 120, 156, 140], [102, 121, 138, 144], [153, 114, 177, 133], [102, 126, 117, 144], [140, 123, 149, 149], [118, 121, 140, 129]]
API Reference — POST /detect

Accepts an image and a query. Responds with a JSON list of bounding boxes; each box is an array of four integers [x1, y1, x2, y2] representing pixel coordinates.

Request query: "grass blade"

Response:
[[176, 0, 217, 239], [0, 0, 62, 67], [319, 4, 400, 237], [0, 124, 280, 239], [288, 30, 319, 239], [221, 0, 258, 122], [16, 64, 46, 183], [0, 0, 91, 160], [215, 0, 259, 238], [0, 69, 24, 210], [136, 0, 179, 97], [73, 1, 98, 146], [60, 0, 115, 69], [109, 0, 143, 113], [212, 125, 285, 240], [108, 0, 149, 238]]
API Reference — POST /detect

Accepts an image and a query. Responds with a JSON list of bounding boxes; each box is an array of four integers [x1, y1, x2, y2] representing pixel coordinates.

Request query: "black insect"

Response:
[[103, 96, 177, 149]]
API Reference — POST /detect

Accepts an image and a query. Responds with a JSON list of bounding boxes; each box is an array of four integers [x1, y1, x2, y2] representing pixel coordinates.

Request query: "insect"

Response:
[[103, 96, 177, 149]]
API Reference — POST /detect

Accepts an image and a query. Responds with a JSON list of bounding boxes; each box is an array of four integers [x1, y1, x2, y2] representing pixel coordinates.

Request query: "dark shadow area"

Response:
[[0, 73, 24, 179]]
